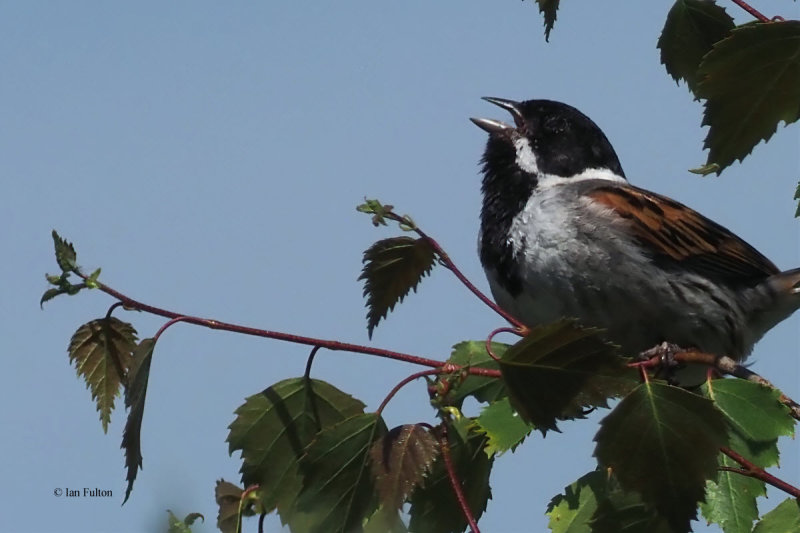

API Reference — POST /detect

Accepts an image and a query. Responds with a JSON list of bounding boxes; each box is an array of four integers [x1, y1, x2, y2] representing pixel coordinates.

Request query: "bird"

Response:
[[470, 97, 800, 375]]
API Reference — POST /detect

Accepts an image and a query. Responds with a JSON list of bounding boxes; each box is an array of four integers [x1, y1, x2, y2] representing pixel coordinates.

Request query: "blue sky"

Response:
[[2, 2, 798, 532]]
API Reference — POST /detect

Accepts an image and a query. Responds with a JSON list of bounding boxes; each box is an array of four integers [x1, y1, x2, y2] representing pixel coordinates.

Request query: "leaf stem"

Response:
[[439, 424, 481, 533], [729, 0, 771, 22], [720, 446, 800, 497], [385, 212, 526, 330], [377, 369, 444, 416]]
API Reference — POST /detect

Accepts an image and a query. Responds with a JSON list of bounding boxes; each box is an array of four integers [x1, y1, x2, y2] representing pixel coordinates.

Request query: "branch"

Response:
[[635, 345, 800, 421], [729, 0, 773, 23], [720, 446, 800, 498], [439, 424, 481, 533], [383, 211, 527, 332], [75, 272, 504, 381]]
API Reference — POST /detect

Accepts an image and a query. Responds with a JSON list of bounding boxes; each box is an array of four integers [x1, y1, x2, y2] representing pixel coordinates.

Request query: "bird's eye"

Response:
[[543, 115, 568, 134]]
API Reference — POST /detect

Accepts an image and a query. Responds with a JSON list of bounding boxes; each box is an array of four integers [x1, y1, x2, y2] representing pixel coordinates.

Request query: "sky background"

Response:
[[1, 2, 798, 532]]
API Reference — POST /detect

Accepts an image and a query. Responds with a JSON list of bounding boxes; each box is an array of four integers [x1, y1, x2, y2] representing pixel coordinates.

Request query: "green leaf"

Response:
[[67, 318, 138, 433], [363, 505, 408, 533], [794, 180, 799, 218], [51, 230, 78, 273], [359, 237, 436, 338], [439, 341, 508, 408], [498, 320, 636, 432], [40, 287, 67, 308], [356, 198, 395, 227], [534, 0, 560, 42], [474, 396, 533, 456], [697, 21, 800, 171], [296, 413, 388, 533], [408, 430, 493, 533], [227, 378, 365, 522], [752, 498, 800, 533], [703, 379, 794, 457], [214, 480, 259, 533], [698, 379, 794, 533], [85, 267, 102, 288], [121, 337, 156, 504], [594, 382, 728, 532], [369, 424, 439, 511], [657, 0, 734, 93], [167, 510, 193, 533], [546, 471, 673, 533]]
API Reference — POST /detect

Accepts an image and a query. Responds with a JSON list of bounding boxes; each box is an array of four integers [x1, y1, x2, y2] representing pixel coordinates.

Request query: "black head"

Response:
[[471, 97, 625, 184]]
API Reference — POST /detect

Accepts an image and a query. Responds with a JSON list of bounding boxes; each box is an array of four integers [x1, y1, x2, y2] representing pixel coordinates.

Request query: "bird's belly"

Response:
[[485, 242, 747, 360]]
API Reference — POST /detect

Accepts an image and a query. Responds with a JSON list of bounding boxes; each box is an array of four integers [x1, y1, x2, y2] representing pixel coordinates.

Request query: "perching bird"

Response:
[[471, 97, 800, 371]]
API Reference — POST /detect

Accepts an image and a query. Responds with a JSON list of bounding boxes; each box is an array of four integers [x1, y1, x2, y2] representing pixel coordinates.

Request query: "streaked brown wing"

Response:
[[587, 184, 779, 286]]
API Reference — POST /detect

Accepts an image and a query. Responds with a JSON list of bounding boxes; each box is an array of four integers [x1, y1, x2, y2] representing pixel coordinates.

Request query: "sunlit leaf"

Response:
[[440, 341, 507, 408], [68, 318, 138, 433], [359, 237, 436, 338], [121, 338, 156, 504], [499, 320, 636, 432], [296, 413, 388, 533], [474, 397, 533, 456], [369, 424, 439, 510], [752, 498, 800, 533], [698, 21, 800, 170], [699, 379, 794, 533], [657, 0, 734, 92], [227, 378, 365, 522], [408, 430, 493, 533], [51, 229, 77, 272], [357, 198, 395, 227], [594, 382, 728, 531], [546, 471, 673, 533]]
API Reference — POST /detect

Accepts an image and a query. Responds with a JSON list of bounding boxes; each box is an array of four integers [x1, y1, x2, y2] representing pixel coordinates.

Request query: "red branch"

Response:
[[79, 273, 503, 380], [386, 212, 526, 331], [439, 425, 481, 533], [377, 369, 444, 415], [720, 447, 800, 498], [729, 0, 771, 22]]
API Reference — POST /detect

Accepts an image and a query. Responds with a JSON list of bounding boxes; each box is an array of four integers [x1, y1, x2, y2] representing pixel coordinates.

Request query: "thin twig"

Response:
[[386, 212, 526, 331], [377, 369, 444, 416], [720, 447, 800, 498], [439, 424, 481, 533], [729, 0, 772, 22]]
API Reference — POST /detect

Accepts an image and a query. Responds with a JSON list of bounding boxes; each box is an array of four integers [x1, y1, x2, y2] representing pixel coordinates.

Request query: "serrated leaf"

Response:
[[40, 287, 67, 308], [546, 471, 603, 533], [701, 379, 795, 460], [214, 480, 258, 533], [67, 318, 138, 433], [121, 337, 156, 504], [475, 397, 533, 456], [408, 431, 493, 533], [296, 413, 388, 533], [698, 379, 793, 533], [227, 378, 365, 523], [697, 21, 800, 171], [594, 382, 728, 532], [546, 471, 674, 533], [440, 341, 508, 408], [657, 0, 735, 92], [52, 230, 77, 272], [752, 498, 800, 533], [369, 424, 439, 511], [498, 320, 636, 432], [359, 237, 436, 338], [534, 0, 560, 42]]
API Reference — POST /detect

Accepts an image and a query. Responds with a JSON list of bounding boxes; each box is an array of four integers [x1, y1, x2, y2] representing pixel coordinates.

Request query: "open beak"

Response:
[[470, 97, 524, 135]]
